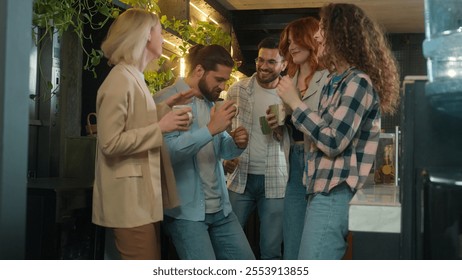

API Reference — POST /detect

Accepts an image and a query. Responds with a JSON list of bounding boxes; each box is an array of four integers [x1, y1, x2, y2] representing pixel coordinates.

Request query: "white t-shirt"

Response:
[[248, 82, 282, 174]]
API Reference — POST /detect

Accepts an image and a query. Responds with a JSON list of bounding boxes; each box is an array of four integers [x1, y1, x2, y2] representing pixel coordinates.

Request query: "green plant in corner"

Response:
[[144, 57, 175, 93], [33, 0, 234, 95], [160, 16, 231, 55], [32, 0, 120, 78]]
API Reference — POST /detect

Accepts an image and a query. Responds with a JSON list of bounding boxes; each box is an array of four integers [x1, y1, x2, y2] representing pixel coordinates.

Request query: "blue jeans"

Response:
[[298, 182, 354, 259], [163, 210, 255, 260], [228, 174, 284, 260], [283, 143, 307, 260]]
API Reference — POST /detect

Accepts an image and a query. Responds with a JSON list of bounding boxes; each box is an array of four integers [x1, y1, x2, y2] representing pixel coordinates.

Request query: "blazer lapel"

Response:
[[122, 64, 158, 122], [302, 71, 324, 101]]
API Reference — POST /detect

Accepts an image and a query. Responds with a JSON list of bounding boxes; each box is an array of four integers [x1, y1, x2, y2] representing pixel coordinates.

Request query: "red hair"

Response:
[[279, 17, 321, 89]]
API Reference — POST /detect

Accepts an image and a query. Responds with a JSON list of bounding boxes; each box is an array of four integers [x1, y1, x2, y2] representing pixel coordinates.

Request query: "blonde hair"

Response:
[[101, 8, 159, 66]]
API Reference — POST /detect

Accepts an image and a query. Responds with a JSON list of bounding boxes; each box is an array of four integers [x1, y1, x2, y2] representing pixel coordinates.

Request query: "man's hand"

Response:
[[231, 126, 249, 149], [223, 158, 239, 174], [207, 100, 238, 136], [265, 106, 280, 130]]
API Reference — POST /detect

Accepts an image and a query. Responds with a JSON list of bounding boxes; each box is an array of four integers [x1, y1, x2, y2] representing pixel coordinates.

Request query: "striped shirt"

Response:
[[226, 74, 288, 198], [291, 67, 381, 194]]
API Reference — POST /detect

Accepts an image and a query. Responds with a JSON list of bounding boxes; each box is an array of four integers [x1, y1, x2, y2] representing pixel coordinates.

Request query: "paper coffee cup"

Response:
[[215, 100, 239, 117], [269, 103, 286, 126], [172, 104, 193, 125]]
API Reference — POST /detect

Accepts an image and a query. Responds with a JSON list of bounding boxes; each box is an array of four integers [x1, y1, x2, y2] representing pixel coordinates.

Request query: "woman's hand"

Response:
[[158, 107, 192, 133], [164, 89, 196, 108], [277, 76, 302, 110]]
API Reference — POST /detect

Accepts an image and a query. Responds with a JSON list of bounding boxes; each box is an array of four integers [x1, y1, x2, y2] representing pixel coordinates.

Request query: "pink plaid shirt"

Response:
[[292, 67, 381, 194]]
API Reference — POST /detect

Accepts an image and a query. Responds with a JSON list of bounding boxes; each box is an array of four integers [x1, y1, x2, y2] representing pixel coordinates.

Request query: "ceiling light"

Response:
[[189, 2, 219, 25]]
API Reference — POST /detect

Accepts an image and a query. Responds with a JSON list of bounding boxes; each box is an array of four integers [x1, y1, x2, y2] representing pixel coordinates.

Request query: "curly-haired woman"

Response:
[[277, 3, 400, 259]]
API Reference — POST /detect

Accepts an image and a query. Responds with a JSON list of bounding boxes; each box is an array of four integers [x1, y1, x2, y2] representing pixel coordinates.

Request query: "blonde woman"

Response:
[[92, 8, 192, 260]]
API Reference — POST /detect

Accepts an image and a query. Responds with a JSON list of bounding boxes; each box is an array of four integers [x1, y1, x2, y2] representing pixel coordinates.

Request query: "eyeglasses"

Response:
[[254, 57, 284, 66]]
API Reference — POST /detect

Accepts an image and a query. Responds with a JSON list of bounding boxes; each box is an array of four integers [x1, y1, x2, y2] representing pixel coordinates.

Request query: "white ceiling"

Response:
[[214, 0, 425, 33]]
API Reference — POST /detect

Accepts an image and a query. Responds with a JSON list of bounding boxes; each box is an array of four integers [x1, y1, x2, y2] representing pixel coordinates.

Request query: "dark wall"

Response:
[[230, 8, 320, 76], [382, 33, 427, 132], [389, 33, 427, 80]]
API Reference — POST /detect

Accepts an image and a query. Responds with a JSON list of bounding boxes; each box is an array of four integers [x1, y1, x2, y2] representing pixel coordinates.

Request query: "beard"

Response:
[[256, 68, 280, 84], [198, 76, 222, 102]]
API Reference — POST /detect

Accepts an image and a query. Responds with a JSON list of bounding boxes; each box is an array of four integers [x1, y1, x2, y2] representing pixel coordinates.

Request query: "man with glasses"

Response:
[[224, 37, 289, 260]]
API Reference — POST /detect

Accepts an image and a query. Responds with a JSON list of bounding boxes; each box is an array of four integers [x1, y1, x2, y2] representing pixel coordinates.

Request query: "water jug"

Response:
[[422, 0, 462, 116]]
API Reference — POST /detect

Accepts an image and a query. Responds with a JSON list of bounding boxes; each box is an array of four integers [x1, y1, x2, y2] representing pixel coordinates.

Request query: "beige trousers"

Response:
[[113, 222, 161, 260]]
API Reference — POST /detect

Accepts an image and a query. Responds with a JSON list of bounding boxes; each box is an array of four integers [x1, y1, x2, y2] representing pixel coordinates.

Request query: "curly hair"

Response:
[[320, 3, 400, 115], [279, 17, 321, 89]]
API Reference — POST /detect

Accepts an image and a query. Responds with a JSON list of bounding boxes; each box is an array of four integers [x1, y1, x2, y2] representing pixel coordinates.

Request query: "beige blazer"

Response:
[[92, 63, 178, 228], [281, 70, 330, 162]]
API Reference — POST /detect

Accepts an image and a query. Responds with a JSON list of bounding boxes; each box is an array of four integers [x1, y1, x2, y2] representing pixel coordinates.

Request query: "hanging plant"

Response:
[[32, 0, 234, 95], [32, 0, 120, 77], [142, 56, 175, 93], [160, 16, 231, 55]]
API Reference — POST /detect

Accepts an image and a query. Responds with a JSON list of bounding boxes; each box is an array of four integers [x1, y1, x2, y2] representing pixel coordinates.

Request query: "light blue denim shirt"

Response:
[[154, 78, 245, 221]]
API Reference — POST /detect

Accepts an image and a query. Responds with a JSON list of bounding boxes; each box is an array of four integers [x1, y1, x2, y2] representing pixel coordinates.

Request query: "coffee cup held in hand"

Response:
[[215, 99, 239, 117], [259, 116, 272, 135], [269, 103, 286, 126], [172, 104, 193, 125]]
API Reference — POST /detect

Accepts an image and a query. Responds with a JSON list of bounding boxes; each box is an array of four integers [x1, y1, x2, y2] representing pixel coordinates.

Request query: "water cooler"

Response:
[[400, 0, 462, 260], [422, 0, 462, 115]]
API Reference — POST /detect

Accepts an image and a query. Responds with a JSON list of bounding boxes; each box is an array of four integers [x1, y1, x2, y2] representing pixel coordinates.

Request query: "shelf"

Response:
[[349, 184, 401, 233]]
